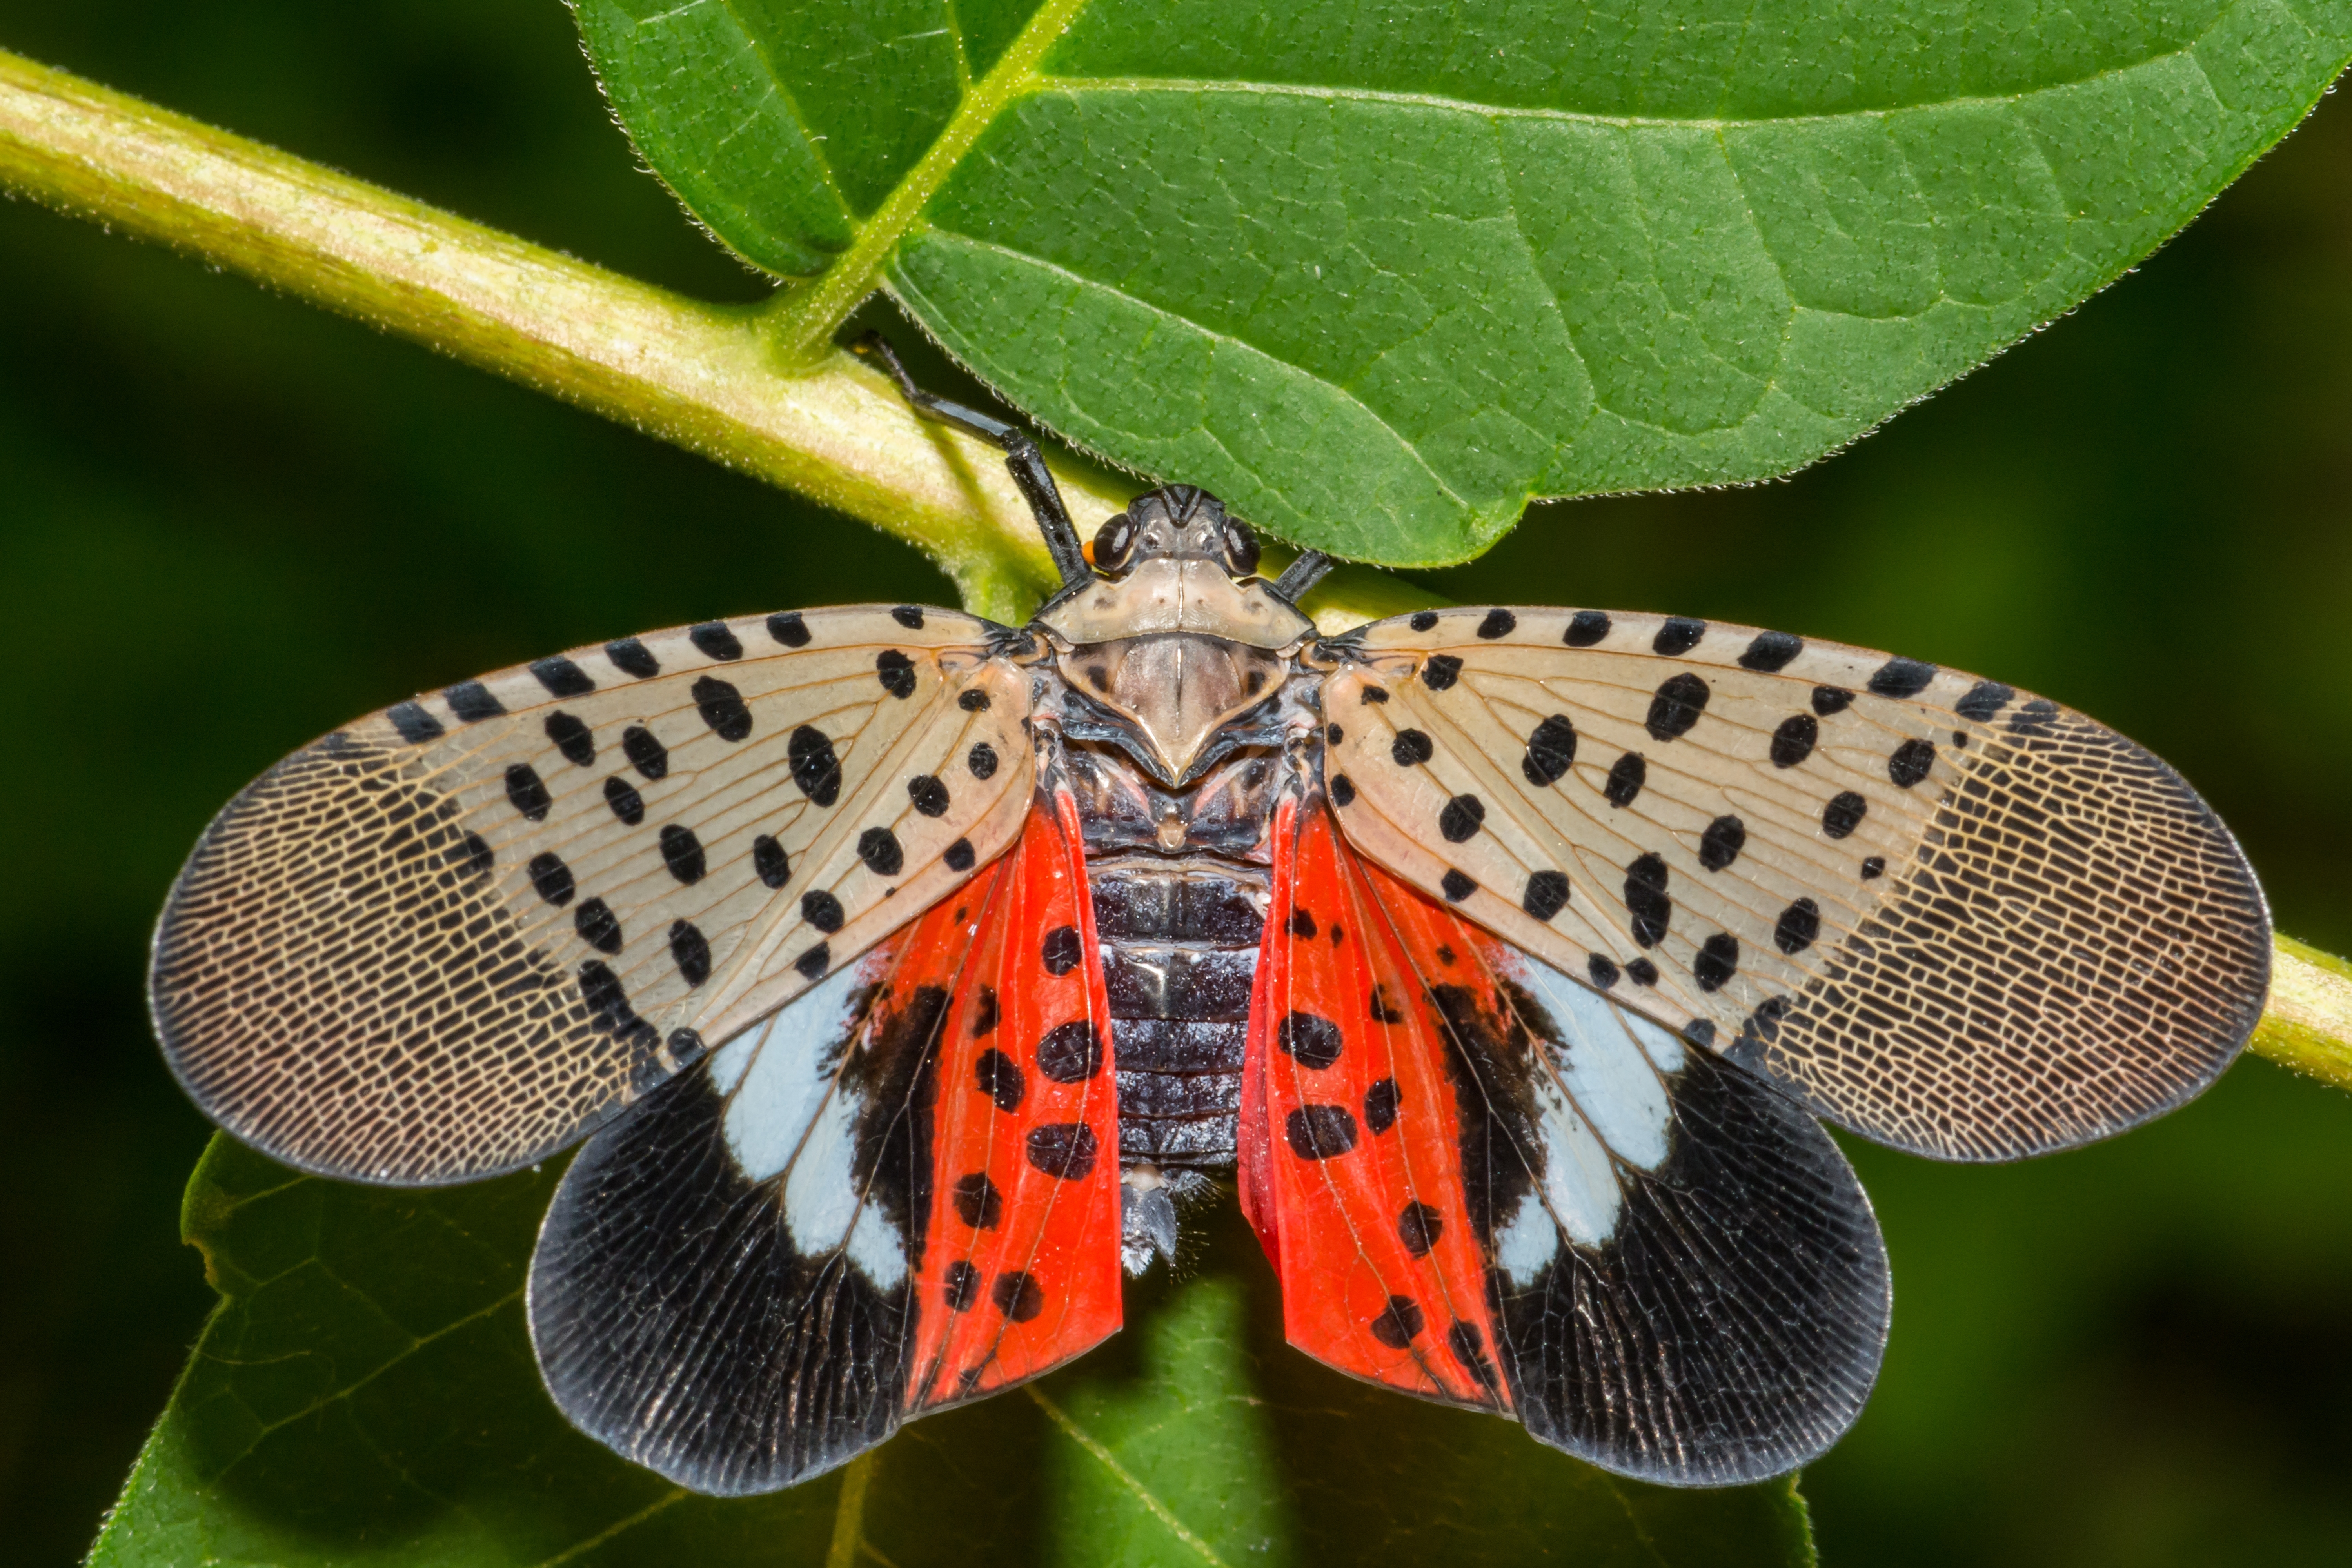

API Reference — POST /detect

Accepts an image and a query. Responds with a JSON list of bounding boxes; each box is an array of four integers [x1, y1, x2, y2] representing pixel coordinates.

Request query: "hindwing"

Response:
[[529, 793, 1121, 1494], [1245, 794, 1889, 1483], [1320, 608, 2272, 1159], [151, 605, 1032, 1183]]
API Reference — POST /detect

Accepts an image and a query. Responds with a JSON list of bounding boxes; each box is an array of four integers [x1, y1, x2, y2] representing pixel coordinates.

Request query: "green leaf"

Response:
[[93, 1135, 1812, 1566], [574, 0, 2352, 565]]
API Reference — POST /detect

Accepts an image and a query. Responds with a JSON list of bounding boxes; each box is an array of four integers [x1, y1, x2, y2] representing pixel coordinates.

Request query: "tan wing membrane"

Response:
[[1321, 608, 2270, 1161], [151, 606, 1033, 1185]]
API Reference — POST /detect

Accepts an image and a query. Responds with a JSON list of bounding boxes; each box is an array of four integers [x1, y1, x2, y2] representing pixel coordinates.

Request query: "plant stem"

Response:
[[0, 45, 2341, 1086]]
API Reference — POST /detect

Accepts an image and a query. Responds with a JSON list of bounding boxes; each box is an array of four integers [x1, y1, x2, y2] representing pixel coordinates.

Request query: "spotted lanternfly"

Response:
[[149, 335, 2271, 1494]]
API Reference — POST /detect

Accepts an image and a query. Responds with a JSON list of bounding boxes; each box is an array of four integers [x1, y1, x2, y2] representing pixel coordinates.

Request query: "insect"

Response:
[[149, 335, 2272, 1495]]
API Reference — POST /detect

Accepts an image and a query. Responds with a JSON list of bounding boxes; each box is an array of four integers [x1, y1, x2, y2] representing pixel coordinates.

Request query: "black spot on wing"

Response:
[[1868, 657, 1937, 699], [1739, 631, 1803, 672], [1652, 617, 1706, 656], [789, 727, 842, 807], [1522, 715, 1577, 787], [546, 712, 596, 768], [690, 622, 743, 661], [1277, 1012, 1344, 1070], [605, 776, 645, 825], [876, 650, 917, 700], [1422, 654, 1463, 691], [533, 656, 598, 698], [604, 638, 659, 679], [446, 681, 506, 723], [693, 677, 752, 741], [1564, 610, 1610, 647], [623, 726, 669, 780], [1603, 753, 1645, 808], [766, 611, 810, 647], [387, 701, 444, 744], [1646, 673, 1710, 741]]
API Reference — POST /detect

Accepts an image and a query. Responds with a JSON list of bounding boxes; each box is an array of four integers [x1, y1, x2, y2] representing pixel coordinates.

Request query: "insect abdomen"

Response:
[[1089, 861, 1264, 1172]]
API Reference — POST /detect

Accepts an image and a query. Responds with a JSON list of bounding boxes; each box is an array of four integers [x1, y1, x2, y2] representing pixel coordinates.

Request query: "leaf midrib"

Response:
[[768, 0, 1096, 358]]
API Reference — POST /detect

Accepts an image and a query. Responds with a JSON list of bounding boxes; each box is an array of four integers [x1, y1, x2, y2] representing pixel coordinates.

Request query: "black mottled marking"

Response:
[[1812, 685, 1853, 716], [1684, 1019, 1718, 1050], [1435, 944, 1457, 967], [958, 688, 990, 712], [1438, 794, 1486, 843], [1822, 791, 1867, 839], [1369, 985, 1405, 1024], [458, 832, 494, 880], [1391, 729, 1435, 767], [1330, 775, 1357, 807], [1037, 1021, 1104, 1083], [944, 1261, 981, 1311], [1410, 611, 1440, 632], [2010, 698, 2061, 738], [858, 827, 904, 877], [992, 1270, 1044, 1321], [1440, 869, 1476, 903], [967, 742, 999, 781], [1523, 870, 1571, 922], [1587, 953, 1620, 989], [1646, 672, 1710, 741], [605, 638, 660, 678], [505, 763, 552, 822], [789, 726, 842, 806], [1360, 684, 1389, 704], [1521, 714, 1577, 787], [1699, 814, 1746, 872], [1026, 1123, 1099, 1181], [1564, 609, 1611, 647], [1277, 1012, 1344, 1070], [891, 605, 925, 630], [876, 649, 918, 699], [1370, 1295, 1424, 1348], [387, 701, 443, 744], [908, 774, 950, 817], [446, 681, 506, 723], [1476, 608, 1516, 639], [604, 776, 645, 826], [1627, 957, 1659, 987], [689, 622, 743, 661], [1694, 932, 1740, 992], [1861, 855, 1887, 881], [1625, 853, 1671, 948], [659, 824, 706, 884], [693, 676, 752, 741], [532, 656, 597, 698], [1775, 898, 1821, 955], [969, 987, 1000, 1037], [767, 611, 810, 647], [574, 898, 623, 954], [669, 920, 711, 986], [1653, 616, 1706, 656], [576, 960, 647, 1043], [1324, 722, 1344, 747], [1422, 654, 1463, 691], [528, 851, 575, 906], [1284, 1105, 1358, 1159], [1041, 925, 1082, 976], [1086, 663, 1112, 691], [753, 834, 790, 888], [1956, 679, 2014, 722], [1869, 657, 1937, 699], [1889, 738, 1936, 788], [794, 943, 829, 980], [1739, 630, 1804, 672], [1448, 1320, 1502, 1392], [952, 1171, 1003, 1229], [667, 1027, 705, 1063], [545, 711, 595, 768], [622, 725, 669, 781], [1364, 1078, 1401, 1134], [1771, 713, 1819, 769], [974, 1047, 1023, 1111], [1398, 1201, 1442, 1257], [944, 838, 976, 872], [802, 889, 846, 934], [1604, 752, 1646, 807]]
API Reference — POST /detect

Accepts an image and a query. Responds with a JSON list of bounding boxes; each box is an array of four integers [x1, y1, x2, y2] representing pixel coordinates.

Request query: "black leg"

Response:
[[853, 333, 1092, 592]]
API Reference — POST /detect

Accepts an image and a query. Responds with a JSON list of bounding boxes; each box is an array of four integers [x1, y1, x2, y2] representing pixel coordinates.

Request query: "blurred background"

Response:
[[1, 4, 2346, 1563]]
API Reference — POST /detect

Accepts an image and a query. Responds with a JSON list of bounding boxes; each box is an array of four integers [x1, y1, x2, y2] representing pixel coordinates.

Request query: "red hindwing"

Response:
[[1241, 794, 1512, 1411], [905, 792, 1122, 1409]]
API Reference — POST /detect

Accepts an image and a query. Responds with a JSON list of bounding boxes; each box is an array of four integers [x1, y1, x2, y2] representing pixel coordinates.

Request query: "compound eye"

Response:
[[1093, 512, 1137, 572], [1221, 519, 1261, 576]]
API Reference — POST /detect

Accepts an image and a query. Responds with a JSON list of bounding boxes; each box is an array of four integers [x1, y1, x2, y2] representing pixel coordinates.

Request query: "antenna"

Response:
[[853, 334, 1092, 592], [1270, 550, 1333, 604]]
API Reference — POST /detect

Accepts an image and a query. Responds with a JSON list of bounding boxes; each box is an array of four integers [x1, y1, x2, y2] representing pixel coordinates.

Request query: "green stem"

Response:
[[2, 44, 2342, 1085], [765, 0, 1095, 362]]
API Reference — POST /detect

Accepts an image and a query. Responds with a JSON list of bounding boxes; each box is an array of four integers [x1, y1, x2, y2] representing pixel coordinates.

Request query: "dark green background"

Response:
[[2, 3, 2347, 1563]]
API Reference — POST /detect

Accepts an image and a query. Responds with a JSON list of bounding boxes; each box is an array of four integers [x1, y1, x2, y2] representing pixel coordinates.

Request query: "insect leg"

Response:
[[854, 332, 1092, 592]]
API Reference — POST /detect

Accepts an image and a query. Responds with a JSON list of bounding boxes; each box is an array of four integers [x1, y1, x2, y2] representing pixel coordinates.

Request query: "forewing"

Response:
[[529, 794, 1121, 1495], [1322, 608, 2272, 1159], [152, 605, 1033, 1184], [1248, 796, 1890, 1483]]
